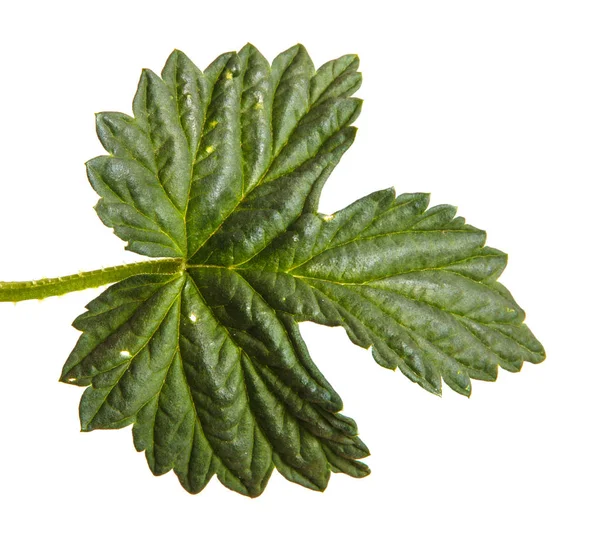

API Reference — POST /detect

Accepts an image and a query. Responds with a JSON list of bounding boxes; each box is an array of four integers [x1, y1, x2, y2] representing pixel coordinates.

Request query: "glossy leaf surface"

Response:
[[61, 44, 544, 496]]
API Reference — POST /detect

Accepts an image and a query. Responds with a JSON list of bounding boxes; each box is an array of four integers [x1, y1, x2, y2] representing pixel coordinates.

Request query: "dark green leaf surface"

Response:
[[239, 190, 545, 397], [61, 272, 368, 495], [61, 44, 544, 496]]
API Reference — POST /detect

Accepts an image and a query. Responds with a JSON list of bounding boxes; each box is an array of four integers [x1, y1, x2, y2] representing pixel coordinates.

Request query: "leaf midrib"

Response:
[[184, 59, 341, 263]]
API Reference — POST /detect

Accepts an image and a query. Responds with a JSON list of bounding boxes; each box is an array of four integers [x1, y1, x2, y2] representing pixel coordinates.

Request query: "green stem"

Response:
[[0, 259, 184, 302]]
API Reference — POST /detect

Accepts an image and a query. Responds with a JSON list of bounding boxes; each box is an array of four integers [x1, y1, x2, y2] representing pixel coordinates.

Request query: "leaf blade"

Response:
[[62, 268, 368, 496], [241, 189, 545, 396], [66, 44, 544, 499]]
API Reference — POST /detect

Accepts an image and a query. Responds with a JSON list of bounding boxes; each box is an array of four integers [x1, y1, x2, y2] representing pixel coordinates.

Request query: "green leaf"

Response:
[[52, 43, 544, 497], [61, 44, 368, 496], [239, 189, 545, 396], [61, 271, 368, 496]]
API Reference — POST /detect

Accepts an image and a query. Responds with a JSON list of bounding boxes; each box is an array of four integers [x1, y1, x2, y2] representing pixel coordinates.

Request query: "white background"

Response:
[[0, 1, 598, 539]]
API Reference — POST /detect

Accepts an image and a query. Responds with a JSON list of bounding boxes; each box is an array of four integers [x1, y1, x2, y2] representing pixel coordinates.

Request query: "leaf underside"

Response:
[[61, 44, 544, 497]]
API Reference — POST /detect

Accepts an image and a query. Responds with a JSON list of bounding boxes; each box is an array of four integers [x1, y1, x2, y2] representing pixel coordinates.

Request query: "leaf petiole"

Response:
[[0, 259, 184, 302]]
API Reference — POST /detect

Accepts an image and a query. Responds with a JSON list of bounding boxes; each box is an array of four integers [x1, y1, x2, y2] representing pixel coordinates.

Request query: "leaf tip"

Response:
[[139, 67, 161, 85], [398, 191, 431, 211], [382, 186, 397, 200], [359, 464, 372, 477], [240, 42, 259, 54], [355, 438, 371, 457], [528, 341, 546, 364], [285, 43, 309, 61], [421, 377, 443, 397], [353, 97, 364, 113], [167, 48, 192, 66], [458, 381, 473, 398]]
